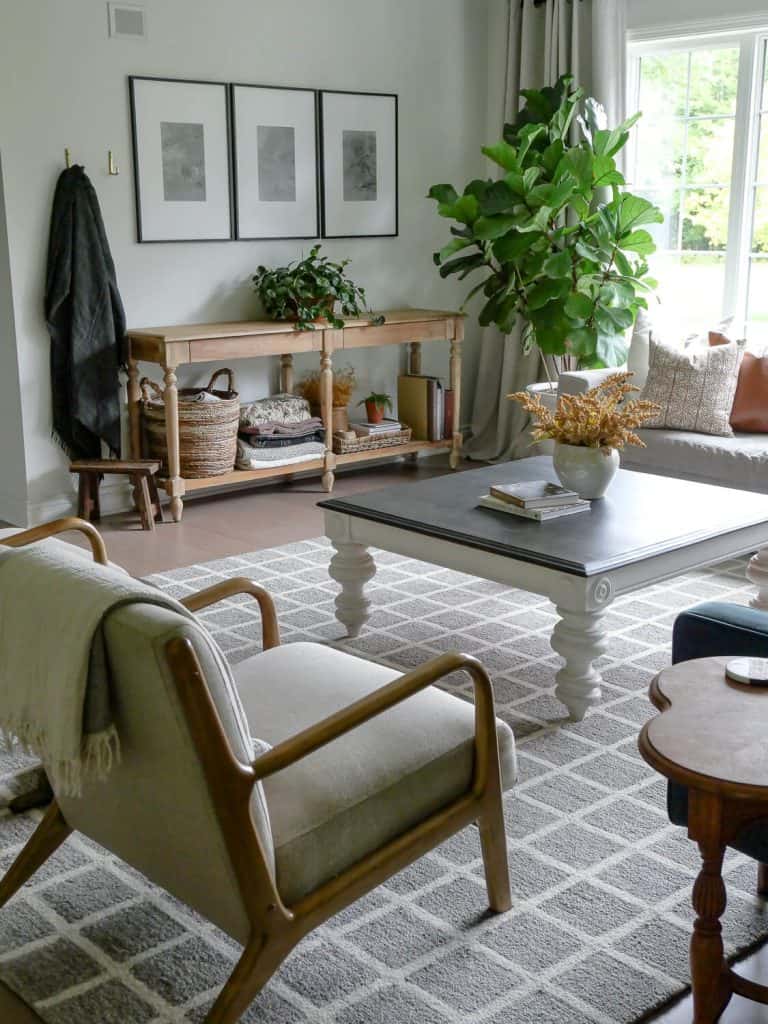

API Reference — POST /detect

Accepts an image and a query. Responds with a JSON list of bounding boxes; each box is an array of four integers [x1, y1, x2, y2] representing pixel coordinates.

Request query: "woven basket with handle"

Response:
[[140, 368, 240, 479]]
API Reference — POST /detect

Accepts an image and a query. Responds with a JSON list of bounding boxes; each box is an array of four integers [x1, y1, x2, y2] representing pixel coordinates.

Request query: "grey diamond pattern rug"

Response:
[[0, 538, 767, 1024]]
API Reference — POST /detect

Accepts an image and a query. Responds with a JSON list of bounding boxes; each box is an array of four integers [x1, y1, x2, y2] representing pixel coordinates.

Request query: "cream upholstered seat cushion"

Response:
[[233, 642, 516, 906]]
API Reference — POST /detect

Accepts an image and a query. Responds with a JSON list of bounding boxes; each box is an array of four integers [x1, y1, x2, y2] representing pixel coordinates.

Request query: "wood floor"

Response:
[[1, 455, 767, 1023]]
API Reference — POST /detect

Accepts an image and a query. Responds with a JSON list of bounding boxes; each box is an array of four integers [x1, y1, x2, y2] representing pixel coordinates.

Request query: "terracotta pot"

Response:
[[365, 400, 385, 424]]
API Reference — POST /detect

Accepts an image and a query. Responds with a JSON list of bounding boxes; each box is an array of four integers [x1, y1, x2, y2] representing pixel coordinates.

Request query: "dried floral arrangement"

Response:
[[297, 365, 357, 408], [509, 372, 660, 450]]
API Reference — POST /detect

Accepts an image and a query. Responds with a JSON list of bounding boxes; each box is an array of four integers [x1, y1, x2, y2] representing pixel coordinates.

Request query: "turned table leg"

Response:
[[280, 353, 294, 395], [449, 322, 463, 469], [551, 605, 609, 721], [126, 354, 142, 460], [320, 335, 337, 493], [328, 540, 376, 637], [163, 365, 185, 522], [689, 790, 732, 1024]]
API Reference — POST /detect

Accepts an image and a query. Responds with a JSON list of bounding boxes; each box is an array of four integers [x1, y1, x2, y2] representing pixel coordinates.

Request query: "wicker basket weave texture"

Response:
[[140, 369, 240, 478], [332, 427, 412, 454]]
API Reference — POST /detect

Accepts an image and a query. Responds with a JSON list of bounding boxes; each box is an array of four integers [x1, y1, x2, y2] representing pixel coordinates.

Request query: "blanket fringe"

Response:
[[0, 719, 121, 798]]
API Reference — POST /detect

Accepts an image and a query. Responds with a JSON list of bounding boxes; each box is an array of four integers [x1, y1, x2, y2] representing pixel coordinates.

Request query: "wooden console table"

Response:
[[125, 309, 464, 522]]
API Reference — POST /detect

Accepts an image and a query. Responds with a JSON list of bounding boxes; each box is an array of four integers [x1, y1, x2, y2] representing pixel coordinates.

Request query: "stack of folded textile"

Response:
[[237, 394, 326, 470]]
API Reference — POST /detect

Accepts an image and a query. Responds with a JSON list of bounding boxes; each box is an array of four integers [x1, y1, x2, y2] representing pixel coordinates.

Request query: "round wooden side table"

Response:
[[639, 656, 768, 1023]]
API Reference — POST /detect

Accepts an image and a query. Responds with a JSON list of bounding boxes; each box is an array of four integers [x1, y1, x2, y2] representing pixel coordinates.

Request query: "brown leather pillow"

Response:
[[708, 331, 768, 432], [708, 331, 731, 346], [730, 352, 768, 433]]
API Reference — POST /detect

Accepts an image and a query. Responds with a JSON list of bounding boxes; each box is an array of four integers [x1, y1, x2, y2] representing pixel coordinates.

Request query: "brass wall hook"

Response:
[[64, 147, 71, 168], [108, 150, 119, 176]]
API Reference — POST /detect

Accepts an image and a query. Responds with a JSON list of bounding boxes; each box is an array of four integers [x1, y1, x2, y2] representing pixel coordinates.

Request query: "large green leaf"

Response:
[[619, 229, 656, 256], [567, 326, 598, 359], [618, 194, 664, 233], [516, 206, 553, 233], [527, 278, 570, 311], [543, 250, 572, 278], [523, 167, 541, 192], [596, 327, 630, 366], [438, 252, 486, 280], [542, 140, 565, 174], [528, 302, 572, 354], [517, 123, 548, 164], [474, 214, 519, 240], [434, 237, 475, 265], [493, 232, 533, 262], [437, 194, 480, 225], [564, 292, 594, 322], [479, 180, 518, 216], [427, 184, 458, 205], [563, 149, 593, 190], [463, 179, 491, 200], [593, 154, 624, 188], [596, 304, 634, 332], [600, 279, 635, 306], [482, 141, 521, 173]]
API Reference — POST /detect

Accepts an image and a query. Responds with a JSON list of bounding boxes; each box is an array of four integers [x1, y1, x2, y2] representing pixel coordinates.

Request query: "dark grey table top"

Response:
[[318, 457, 768, 577]]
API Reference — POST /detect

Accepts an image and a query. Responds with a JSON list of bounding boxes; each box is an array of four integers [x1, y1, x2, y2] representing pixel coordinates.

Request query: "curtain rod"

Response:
[[529, 0, 583, 7]]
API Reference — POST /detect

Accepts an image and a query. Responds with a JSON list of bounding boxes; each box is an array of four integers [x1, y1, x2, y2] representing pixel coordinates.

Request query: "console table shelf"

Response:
[[125, 309, 463, 522]]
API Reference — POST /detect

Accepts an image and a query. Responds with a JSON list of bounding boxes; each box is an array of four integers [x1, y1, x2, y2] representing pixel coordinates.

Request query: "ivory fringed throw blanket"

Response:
[[0, 541, 191, 797]]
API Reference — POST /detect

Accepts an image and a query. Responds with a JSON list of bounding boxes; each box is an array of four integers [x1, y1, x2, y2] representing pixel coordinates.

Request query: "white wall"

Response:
[[0, 154, 28, 524], [0, 0, 491, 525]]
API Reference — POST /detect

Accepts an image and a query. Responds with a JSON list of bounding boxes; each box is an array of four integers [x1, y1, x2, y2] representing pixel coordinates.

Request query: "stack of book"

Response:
[[477, 480, 590, 522], [397, 375, 454, 441], [350, 419, 403, 438]]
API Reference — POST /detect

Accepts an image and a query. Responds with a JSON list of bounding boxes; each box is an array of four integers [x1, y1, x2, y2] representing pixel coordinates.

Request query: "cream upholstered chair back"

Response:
[[55, 602, 275, 945]]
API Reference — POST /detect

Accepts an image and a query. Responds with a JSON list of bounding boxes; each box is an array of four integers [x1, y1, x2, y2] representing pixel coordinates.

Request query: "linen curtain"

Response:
[[465, 0, 628, 462]]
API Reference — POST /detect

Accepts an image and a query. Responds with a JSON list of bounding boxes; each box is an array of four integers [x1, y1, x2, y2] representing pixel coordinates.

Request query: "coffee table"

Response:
[[639, 657, 768, 1023], [319, 457, 768, 720]]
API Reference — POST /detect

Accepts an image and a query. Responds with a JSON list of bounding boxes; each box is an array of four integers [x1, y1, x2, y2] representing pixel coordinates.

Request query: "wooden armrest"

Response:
[[252, 651, 498, 795], [181, 578, 280, 650], [0, 516, 108, 565]]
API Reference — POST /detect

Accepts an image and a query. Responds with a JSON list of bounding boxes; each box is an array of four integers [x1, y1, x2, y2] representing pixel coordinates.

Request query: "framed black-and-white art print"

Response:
[[320, 90, 398, 238], [129, 76, 233, 242], [231, 84, 319, 240]]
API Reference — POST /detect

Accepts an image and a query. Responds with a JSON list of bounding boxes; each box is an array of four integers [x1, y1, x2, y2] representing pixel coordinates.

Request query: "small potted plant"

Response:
[[253, 245, 384, 331], [297, 365, 357, 432], [358, 392, 392, 424], [509, 372, 659, 499]]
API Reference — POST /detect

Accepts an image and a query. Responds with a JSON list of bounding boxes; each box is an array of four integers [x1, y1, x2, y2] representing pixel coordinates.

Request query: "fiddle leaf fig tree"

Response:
[[428, 75, 663, 369]]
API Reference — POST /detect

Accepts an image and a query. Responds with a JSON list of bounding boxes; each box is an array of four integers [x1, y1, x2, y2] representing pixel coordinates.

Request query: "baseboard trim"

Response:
[[25, 478, 134, 527]]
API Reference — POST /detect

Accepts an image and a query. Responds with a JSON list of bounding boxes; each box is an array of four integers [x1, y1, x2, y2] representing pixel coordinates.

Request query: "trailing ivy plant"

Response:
[[428, 75, 663, 369], [253, 245, 383, 331]]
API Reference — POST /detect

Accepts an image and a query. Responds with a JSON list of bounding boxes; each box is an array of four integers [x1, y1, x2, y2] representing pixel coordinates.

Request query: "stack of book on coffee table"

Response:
[[478, 480, 590, 522]]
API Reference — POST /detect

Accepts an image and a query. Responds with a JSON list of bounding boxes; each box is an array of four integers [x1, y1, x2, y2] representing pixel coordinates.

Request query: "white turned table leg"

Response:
[[551, 606, 608, 721], [747, 548, 768, 611], [329, 541, 377, 637]]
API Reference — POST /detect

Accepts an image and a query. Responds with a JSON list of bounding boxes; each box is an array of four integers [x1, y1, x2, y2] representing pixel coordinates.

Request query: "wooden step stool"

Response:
[[70, 459, 165, 531]]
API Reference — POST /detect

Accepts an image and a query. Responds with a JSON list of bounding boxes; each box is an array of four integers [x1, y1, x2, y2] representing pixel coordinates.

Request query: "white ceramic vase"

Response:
[[552, 443, 620, 500]]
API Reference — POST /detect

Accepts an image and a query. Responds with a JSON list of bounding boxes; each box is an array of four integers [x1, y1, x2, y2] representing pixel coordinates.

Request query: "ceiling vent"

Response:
[[107, 3, 147, 39]]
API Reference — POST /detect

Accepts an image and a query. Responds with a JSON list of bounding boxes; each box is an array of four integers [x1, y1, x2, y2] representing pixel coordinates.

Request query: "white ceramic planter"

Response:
[[525, 382, 558, 455], [553, 443, 620, 499]]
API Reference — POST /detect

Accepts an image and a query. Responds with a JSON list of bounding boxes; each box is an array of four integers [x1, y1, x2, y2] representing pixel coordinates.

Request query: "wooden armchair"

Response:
[[0, 519, 516, 1024]]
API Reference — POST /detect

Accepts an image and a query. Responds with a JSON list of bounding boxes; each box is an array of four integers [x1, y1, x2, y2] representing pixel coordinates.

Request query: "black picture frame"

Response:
[[319, 89, 398, 239], [230, 82, 321, 241], [129, 75, 234, 243]]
